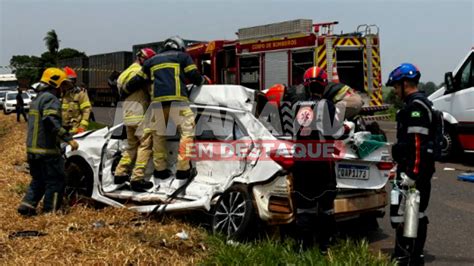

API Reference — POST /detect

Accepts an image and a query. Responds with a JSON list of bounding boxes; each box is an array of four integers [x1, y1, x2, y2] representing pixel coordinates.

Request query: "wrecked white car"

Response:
[[64, 85, 392, 239]]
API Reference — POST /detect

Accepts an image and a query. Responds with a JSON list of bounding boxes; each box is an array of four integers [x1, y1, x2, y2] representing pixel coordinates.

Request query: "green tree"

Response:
[[419, 81, 437, 95], [57, 48, 86, 59], [43, 29, 60, 64], [10, 55, 42, 84]]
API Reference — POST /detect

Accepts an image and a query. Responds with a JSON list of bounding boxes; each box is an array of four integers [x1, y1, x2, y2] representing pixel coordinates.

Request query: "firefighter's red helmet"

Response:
[[136, 48, 156, 60], [303, 66, 328, 87], [63, 66, 77, 79], [265, 83, 286, 107]]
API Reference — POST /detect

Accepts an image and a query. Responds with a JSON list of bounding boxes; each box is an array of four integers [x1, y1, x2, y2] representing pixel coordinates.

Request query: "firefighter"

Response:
[[61, 66, 92, 134], [322, 79, 363, 120], [125, 36, 206, 192], [114, 48, 156, 192], [387, 63, 435, 265], [290, 67, 343, 251], [17, 68, 79, 216]]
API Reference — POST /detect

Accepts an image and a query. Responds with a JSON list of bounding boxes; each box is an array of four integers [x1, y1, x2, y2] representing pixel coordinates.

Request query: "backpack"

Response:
[[413, 99, 444, 161]]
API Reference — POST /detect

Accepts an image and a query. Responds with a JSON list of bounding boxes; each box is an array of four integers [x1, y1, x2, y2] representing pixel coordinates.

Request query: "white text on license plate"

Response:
[[338, 164, 369, 180]]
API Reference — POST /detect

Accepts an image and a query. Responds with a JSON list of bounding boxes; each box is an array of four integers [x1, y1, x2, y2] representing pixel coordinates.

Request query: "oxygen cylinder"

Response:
[[403, 189, 420, 238], [390, 186, 400, 205]]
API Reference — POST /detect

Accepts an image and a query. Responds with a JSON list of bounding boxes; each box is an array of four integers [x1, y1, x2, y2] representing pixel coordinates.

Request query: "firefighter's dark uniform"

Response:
[[287, 85, 341, 250], [127, 49, 204, 179], [391, 91, 435, 262], [18, 88, 73, 215]]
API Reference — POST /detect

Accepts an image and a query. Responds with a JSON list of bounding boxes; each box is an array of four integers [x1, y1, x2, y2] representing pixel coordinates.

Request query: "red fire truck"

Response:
[[187, 19, 386, 107]]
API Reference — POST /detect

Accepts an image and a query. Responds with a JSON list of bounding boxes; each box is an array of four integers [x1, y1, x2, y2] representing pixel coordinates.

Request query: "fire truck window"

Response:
[[240, 56, 260, 90], [292, 50, 314, 85], [335, 48, 365, 93], [200, 54, 212, 78]]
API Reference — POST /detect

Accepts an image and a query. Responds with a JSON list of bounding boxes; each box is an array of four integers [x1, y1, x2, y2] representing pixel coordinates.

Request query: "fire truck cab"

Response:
[[187, 19, 385, 107]]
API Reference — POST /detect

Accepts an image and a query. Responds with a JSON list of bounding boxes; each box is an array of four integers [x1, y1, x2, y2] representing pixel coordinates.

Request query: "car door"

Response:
[[193, 107, 251, 186]]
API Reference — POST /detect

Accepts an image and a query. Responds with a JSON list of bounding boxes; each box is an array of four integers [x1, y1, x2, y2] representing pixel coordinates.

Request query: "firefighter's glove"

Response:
[[68, 140, 79, 151], [400, 172, 415, 187]]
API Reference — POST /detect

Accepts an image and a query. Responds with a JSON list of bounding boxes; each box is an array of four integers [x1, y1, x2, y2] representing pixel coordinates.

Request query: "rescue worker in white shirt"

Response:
[[114, 48, 156, 192], [387, 63, 435, 265], [17, 68, 79, 216], [125, 36, 206, 192], [61, 66, 92, 134]]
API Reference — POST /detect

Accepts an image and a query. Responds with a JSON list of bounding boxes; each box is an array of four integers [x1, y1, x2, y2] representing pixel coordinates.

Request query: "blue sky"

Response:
[[0, 0, 473, 83]]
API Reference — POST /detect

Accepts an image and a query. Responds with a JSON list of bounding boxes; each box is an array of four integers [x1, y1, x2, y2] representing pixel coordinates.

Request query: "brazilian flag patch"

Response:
[[411, 111, 421, 118]]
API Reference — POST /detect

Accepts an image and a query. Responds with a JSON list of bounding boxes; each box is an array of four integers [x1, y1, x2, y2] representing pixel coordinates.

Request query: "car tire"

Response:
[[65, 159, 94, 206], [441, 123, 459, 160], [212, 184, 255, 240]]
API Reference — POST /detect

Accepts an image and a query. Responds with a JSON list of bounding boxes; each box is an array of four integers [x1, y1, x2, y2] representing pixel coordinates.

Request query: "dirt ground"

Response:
[[0, 114, 208, 264]]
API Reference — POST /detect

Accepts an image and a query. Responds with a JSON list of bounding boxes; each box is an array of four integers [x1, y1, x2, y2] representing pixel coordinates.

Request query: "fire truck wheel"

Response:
[[212, 184, 255, 240]]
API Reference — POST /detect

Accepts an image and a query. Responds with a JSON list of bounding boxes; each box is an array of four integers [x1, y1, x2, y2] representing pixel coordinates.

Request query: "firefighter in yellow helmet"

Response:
[[61, 66, 92, 134], [114, 48, 156, 192], [17, 68, 79, 216]]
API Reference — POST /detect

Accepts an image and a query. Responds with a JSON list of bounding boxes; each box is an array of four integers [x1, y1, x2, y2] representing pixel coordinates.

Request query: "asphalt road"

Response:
[[92, 107, 474, 265]]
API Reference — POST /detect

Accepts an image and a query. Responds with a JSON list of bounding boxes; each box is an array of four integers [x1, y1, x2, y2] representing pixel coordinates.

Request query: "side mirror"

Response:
[[444, 72, 455, 93]]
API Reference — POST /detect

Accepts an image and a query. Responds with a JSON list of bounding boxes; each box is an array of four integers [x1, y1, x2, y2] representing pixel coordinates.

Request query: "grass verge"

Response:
[[202, 235, 393, 265]]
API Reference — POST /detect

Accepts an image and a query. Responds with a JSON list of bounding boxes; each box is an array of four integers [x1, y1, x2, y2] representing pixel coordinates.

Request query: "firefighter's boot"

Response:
[[131, 179, 153, 192]]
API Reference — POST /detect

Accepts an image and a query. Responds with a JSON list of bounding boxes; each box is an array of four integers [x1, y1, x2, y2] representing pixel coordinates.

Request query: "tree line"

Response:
[[10, 30, 86, 86]]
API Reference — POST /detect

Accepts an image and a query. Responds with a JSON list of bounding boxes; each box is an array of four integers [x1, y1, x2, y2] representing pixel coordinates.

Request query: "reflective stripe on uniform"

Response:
[[119, 157, 132, 165], [333, 85, 351, 102], [407, 126, 429, 135], [391, 216, 404, 223], [124, 115, 144, 123], [150, 63, 181, 98], [153, 152, 167, 159], [43, 109, 58, 116], [62, 103, 69, 110], [80, 101, 91, 110], [152, 95, 189, 103], [27, 147, 59, 155], [184, 64, 197, 73], [414, 134, 421, 175], [134, 162, 147, 169], [80, 120, 89, 127]]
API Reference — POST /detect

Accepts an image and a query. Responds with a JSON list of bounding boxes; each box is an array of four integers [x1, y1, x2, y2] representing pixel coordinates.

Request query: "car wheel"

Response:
[[441, 123, 459, 160], [65, 159, 94, 206], [212, 184, 255, 239]]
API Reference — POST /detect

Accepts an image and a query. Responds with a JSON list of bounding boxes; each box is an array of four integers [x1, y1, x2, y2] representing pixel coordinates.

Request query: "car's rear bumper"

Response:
[[334, 189, 387, 219]]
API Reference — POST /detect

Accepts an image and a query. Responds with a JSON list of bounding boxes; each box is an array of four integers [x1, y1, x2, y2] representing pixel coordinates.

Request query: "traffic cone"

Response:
[[332, 65, 340, 83]]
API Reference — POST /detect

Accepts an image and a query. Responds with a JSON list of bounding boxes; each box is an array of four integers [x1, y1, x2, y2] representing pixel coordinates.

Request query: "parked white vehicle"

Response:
[[429, 47, 474, 157], [64, 85, 392, 238], [3, 91, 32, 114]]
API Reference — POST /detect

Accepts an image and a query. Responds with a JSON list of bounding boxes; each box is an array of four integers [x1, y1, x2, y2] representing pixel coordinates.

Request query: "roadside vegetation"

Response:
[[0, 113, 391, 264]]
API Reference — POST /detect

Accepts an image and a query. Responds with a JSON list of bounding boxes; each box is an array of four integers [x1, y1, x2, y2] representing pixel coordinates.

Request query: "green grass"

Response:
[[202, 236, 393, 265]]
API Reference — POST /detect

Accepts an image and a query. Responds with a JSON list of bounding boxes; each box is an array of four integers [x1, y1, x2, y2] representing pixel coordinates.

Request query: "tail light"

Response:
[[377, 161, 395, 171], [269, 151, 294, 170]]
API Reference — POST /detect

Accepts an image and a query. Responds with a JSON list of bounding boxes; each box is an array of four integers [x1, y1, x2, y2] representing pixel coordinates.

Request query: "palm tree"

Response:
[[43, 29, 60, 57]]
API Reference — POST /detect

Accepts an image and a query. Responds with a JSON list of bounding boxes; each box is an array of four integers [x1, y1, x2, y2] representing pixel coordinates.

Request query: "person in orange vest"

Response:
[[61, 66, 92, 134], [114, 48, 156, 192]]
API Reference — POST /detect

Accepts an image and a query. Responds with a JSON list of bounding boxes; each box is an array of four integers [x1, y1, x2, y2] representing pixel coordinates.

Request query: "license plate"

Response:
[[337, 164, 369, 180]]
